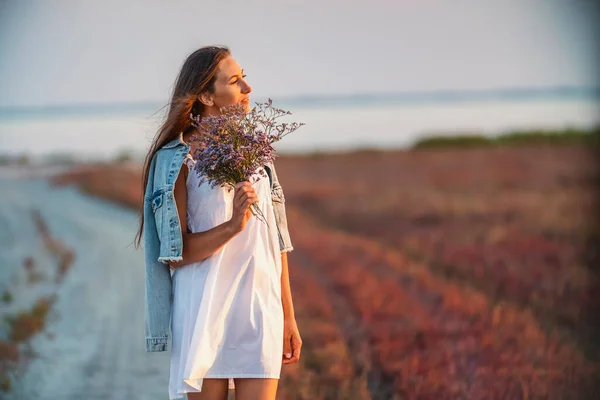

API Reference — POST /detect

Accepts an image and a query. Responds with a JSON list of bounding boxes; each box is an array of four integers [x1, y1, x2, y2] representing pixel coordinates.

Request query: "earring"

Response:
[[189, 112, 202, 128]]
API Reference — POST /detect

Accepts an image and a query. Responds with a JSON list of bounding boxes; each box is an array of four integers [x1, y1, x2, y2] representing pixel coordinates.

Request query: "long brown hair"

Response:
[[134, 45, 231, 248]]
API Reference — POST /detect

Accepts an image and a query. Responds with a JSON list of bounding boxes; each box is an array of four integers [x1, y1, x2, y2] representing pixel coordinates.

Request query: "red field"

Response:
[[56, 145, 600, 399]]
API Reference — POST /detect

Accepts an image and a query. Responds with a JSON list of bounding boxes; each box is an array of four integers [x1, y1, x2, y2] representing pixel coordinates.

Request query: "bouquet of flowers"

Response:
[[188, 99, 305, 224]]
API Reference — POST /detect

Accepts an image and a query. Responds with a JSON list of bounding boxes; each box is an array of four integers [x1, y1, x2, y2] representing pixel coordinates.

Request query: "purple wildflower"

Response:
[[188, 99, 305, 224]]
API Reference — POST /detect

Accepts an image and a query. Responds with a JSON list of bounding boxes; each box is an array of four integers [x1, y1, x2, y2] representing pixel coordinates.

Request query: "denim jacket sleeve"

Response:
[[143, 152, 173, 352], [265, 161, 294, 252]]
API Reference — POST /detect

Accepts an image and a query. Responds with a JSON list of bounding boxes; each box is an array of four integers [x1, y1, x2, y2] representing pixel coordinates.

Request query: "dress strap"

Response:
[[183, 154, 196, 169]]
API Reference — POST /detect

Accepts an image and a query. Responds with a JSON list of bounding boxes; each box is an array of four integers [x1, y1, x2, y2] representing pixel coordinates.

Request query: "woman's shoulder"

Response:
[[183, 153, 196, 167], [182, 154, 195, 181], [150, 145, 193, 188], [153, 144, 183, 166]]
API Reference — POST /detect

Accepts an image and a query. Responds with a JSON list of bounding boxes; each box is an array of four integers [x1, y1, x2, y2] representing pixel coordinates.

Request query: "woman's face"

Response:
[[200, 56, 252, 115]]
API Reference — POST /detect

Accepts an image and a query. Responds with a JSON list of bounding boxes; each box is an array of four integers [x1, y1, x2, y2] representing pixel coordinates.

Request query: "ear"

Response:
[[198, 92, 214, 107]]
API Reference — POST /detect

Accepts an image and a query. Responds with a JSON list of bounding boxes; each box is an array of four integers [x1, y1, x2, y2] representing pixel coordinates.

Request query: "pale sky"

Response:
[[0, 0, 598, 108]]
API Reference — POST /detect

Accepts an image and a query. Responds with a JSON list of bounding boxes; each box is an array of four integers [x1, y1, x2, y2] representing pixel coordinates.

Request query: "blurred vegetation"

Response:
[[1, 291, 12, 304], [113, 149, 134, 163], [0, 154, 30, 166], [0, 295, 56, 394], [3, 296, 55, 343], [412, 126, 600, 149], [43, 152, 77, 166]]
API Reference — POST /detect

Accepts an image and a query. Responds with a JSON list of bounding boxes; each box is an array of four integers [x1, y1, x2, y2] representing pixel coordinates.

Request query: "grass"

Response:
[[412, 126, 600, 149], [4, 296, 56, 343]]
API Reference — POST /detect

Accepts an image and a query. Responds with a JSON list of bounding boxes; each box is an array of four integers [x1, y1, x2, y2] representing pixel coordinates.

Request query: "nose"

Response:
[[242, 78, 252, 94]]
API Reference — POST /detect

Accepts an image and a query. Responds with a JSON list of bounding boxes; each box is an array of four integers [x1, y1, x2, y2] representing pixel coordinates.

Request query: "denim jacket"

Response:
[[143, 132, 293, 352]]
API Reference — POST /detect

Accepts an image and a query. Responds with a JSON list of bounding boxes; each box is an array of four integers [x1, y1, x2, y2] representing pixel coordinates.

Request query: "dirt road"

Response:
[[2, 178, 171, 399]]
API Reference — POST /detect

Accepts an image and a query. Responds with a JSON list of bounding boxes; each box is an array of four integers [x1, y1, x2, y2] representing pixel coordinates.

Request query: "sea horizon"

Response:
[[1, 85, 598, 120], [1, 85, 599, 162]]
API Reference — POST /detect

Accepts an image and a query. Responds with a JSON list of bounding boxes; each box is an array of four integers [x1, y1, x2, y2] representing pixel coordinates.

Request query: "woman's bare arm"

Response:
[[280, 251, 295, 320], [168, 163, 237, 269], [168, 163, 257, 269]]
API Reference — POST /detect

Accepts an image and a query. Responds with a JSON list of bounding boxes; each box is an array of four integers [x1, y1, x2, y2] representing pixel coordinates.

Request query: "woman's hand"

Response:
[[282, 318, 302, 364], [229, 181, 258, 233]]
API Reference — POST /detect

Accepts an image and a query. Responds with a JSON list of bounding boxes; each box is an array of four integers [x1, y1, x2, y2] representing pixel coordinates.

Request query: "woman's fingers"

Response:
[[234, 191, 258, 208], [291, 341, 301, 362], [234, 192, 258, 209], [234, 181, 252, 190], [282, 343, 301, 364], [233, 182, 256, 203], [242, 197, 259, 209], [282, 330, 302, 364]]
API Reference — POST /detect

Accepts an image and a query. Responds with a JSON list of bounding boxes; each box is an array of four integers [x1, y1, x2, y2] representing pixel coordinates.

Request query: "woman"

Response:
[[134, 46, 302, 400]]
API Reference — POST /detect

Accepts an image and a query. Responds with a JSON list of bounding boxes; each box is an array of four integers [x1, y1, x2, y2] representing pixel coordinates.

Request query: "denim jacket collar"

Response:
[[163, 131, 188, 149]]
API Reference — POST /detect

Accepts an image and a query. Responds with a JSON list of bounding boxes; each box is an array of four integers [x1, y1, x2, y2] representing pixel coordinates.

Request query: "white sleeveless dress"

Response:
[[168, 155, 284, 399]]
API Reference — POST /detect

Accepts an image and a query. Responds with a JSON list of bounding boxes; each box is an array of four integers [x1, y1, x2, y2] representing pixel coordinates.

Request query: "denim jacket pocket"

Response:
[[271, 182, 286, 204], [151, 188, 165, 235], [270, 182, 293, 252]]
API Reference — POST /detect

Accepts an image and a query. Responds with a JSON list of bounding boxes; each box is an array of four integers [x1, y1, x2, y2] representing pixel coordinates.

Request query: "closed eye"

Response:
[[231, 74, 247, 84]]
